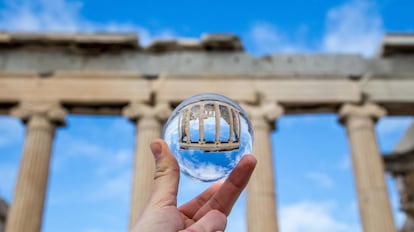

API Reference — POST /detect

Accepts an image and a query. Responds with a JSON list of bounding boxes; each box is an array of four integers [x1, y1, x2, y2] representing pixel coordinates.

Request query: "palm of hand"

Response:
[[131, 140, 256, 232]]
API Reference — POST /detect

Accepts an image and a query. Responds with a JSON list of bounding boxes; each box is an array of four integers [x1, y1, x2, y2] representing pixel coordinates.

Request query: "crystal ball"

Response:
[[163, 93, 254, 182]]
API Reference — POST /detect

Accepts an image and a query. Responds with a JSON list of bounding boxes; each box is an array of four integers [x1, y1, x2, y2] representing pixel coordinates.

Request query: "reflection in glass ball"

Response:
[[163, 93, 254, 182]]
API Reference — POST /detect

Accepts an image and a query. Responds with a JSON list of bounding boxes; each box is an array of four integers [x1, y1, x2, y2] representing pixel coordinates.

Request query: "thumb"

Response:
[[148, 139, 180, 207]]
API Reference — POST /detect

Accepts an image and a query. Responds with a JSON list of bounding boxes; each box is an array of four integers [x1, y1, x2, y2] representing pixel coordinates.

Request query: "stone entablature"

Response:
[[1, 72, 414, 116], [380, 33, 414, 57], [0, 32, 242, 52], [0, 32, 412, 75]]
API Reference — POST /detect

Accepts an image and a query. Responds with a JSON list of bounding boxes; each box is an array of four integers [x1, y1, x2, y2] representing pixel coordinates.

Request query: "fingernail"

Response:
[[150, 142, 162, 160]]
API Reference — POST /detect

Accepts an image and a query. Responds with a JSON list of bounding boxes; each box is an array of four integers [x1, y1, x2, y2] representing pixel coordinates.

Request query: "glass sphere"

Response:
[[163, 93, 254, 182]]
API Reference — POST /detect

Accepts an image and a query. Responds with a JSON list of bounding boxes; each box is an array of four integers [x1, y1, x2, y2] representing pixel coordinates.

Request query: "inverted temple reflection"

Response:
[[163, 93, 253, 182]]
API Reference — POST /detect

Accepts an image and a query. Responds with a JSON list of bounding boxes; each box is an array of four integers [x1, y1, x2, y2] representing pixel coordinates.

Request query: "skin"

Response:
[[131, 139, 257, 232]]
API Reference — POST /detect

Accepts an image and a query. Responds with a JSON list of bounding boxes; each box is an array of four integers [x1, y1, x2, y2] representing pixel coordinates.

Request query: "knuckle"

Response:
[[154, 164, 179, 180], [210, 197, 226, 213]]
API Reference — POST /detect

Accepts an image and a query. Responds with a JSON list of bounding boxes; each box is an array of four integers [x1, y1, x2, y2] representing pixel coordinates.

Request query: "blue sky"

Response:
[[0, 0, 413, 232]]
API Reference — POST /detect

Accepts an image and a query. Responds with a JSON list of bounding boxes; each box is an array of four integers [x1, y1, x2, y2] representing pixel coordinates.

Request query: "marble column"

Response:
[[398, 171, 414, 232], [242, 102, 283, 232], [339, 103, 396, 232], [383, 149, 414, 232], [5, 102, 66, 232], [123, 102, 171, 228], [0, 198, 8, 232]]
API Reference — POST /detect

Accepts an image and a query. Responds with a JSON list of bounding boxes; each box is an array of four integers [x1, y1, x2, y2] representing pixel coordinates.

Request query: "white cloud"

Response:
[[245, 22, 308, 55], [51, 118, 134, 175], [280, 201, 360, 232], [51, 138, 104, 173], [95, 148, 133, 176], [306, 172, 334, 189], [46, 118, 135, 205], [1, 0, 386, 55], [322, 0, 384, 56], [246, 0, 384, 57], [0, 0, 175, 45], [51, 138, 133, 201], [88, 170, 131, 201], [0, 0, 82, 32], [181, 156, 230, 182]]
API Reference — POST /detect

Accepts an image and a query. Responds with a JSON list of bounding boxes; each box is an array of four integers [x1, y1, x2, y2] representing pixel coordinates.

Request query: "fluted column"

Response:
[[339, 103, 396, 232], [399, 171, 414, 232], [123, 102, 171, 228], [242, 102, 283, 232], [383, 149, 414, 232], [5, 102, 66, 232]]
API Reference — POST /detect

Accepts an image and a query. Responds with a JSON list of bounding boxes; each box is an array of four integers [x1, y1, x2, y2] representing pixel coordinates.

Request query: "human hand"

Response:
[[131, 139, 257, 232]]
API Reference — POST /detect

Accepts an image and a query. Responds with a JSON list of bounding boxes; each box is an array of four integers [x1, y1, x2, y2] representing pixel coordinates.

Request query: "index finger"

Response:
[[192, 154, 257, 220]]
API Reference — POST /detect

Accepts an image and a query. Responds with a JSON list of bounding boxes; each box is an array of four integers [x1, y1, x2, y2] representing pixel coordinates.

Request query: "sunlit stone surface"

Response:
[[163, 93, 253, 182]]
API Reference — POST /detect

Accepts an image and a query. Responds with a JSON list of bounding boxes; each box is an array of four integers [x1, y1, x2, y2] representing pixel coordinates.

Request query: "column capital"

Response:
[[339, 103, 386, 124], [241, 102, 284, 131], [123, 102, 172, 122], [241, 101, 284, 122], [10, 101, 66, 126]]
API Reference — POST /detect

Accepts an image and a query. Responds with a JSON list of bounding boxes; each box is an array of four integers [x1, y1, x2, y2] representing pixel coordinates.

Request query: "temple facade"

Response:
[[0, 32, 413, 232], [384, 124, 414, 232]]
